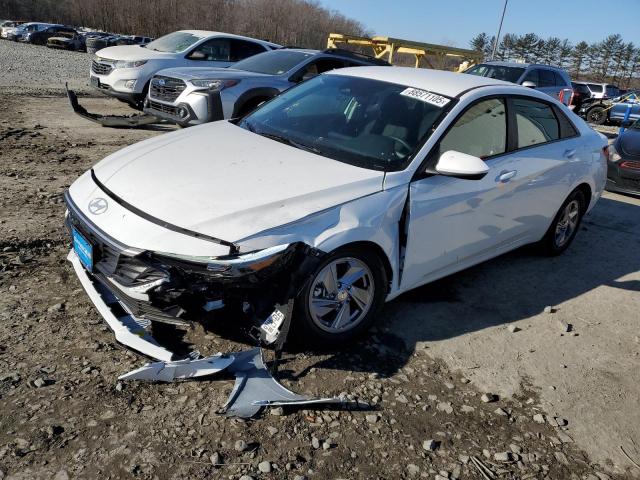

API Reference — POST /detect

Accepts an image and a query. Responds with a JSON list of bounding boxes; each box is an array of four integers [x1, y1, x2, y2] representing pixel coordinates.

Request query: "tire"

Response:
[[539, 189, 586, 256], [586, 106, 607, 125], [293, 245, 387, 348]]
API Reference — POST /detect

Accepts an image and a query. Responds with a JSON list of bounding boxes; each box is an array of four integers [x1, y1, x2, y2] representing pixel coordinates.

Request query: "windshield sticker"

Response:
[[400, 88, 450, 108]]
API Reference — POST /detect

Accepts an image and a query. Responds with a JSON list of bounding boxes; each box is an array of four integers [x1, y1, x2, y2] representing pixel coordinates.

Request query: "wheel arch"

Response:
[[574, 182, 593, 210], [321, 240, 394, 296], [232, 87, 280, 117]]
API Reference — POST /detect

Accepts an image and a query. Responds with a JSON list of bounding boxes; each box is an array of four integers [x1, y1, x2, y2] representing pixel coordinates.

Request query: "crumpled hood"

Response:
[[96, 44, 177, 61], [618, 129, 640, 157], [91, 121, 384, 242], [157, 66, 268, 81]]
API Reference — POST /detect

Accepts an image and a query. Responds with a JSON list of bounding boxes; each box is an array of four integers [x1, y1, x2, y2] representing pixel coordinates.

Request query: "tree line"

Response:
[[471, 32, 640, 89], [0, 0, 368, 50]]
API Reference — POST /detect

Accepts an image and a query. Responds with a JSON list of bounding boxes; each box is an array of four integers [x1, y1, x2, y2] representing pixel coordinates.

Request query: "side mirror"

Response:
[[435, 150, 489, 180], [521, 81, 537, 88], [188, 50, 206, 60]]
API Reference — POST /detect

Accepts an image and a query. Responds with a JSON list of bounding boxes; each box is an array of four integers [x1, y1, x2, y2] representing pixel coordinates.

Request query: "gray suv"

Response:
[[464, 61, 573, 104], [144, 48, 390, 126]]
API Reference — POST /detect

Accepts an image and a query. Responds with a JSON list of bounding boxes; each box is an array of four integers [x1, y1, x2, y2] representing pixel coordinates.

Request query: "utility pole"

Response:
[[490, 0, 509, 61]]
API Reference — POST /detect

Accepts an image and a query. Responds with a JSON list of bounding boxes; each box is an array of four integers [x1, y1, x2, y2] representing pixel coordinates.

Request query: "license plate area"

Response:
[[72, 228, 94, 271]]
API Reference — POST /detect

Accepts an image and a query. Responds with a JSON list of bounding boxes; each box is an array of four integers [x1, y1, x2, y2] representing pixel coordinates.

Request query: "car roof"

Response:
[[327, 66, 514, 97], [175, 30, 280, 48], [484, 60, 567, 71]]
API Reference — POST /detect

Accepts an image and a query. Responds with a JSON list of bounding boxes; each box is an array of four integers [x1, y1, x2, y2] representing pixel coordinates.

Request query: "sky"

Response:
[[319, 0, 640, 48]]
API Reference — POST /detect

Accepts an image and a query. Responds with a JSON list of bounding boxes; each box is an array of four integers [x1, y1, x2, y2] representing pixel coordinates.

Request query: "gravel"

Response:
[[0, 39, 92, 94]]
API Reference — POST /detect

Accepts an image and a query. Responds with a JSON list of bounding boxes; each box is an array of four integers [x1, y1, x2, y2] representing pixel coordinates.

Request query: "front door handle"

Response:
[[498, 170, 517, 182], [564, 148, 577, 158]]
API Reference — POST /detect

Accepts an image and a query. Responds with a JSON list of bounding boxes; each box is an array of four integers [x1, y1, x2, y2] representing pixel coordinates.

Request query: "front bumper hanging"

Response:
[[66, 83, 160, 128], [67, 247, 345, 418]]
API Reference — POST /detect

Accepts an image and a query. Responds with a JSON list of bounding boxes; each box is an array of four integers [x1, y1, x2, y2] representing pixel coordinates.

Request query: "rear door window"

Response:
[[588, 84, 603, 93], [513, 98, 560, 147], [189, 38, 230, 61], [538, 70, 556, 87], [553, 71, 568, 87], [229, 39, 267, 61]]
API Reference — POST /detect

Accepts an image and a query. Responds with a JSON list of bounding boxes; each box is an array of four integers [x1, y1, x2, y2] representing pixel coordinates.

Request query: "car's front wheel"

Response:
[[294, 246, 387, 348], [586, 106, 607, 125], [539, 189, 586, 256]]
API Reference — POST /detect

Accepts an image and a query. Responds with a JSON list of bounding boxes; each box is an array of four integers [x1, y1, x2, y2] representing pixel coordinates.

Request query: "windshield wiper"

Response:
[[256, 131, 321, 155]]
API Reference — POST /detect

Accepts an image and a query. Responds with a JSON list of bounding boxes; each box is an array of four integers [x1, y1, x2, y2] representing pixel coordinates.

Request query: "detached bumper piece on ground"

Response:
[[65, 84, 159, 128], [67, 248, 343, 419]]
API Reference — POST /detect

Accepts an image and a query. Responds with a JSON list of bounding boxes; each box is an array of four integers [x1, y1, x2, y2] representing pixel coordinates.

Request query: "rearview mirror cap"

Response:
[[435, 150, 489, 180], [521, 80, 537, 88]]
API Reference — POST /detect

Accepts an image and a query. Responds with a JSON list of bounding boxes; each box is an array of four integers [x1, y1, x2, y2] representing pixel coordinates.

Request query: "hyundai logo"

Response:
[[157, 78, 166, 86], [88, 197, 108, 215]]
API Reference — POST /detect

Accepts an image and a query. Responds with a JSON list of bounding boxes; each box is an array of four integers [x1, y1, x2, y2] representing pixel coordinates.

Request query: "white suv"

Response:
[[90, 30, 280, 108]]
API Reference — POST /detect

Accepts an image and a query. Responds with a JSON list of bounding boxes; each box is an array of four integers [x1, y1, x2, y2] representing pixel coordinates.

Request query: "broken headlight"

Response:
[[190, 79, 240, 90], [155, 244, 290, 277]]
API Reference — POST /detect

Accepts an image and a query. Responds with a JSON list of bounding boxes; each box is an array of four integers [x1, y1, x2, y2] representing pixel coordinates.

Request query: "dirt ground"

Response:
[[1, 89, 639, 480]]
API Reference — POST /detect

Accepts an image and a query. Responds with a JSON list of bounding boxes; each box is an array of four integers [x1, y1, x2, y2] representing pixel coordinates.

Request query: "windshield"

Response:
[[465, 64, 525, 83], [233, 50, 314, 75], [240, 74, 451, 171], [145, 31, 202, 53]]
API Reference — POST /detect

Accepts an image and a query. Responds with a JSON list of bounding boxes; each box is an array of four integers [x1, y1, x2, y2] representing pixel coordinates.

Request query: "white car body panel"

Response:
[[68, 68, 607, 309], [89, 121, 385, 246]]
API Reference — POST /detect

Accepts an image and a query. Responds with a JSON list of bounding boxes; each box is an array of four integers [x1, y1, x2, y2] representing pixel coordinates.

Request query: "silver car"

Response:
[[464, 61, 573, 105], [143, 48, 390, 126]]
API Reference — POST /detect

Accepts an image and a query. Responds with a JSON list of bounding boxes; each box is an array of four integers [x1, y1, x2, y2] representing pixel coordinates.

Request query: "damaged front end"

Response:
[[64, 191, 323, 357]]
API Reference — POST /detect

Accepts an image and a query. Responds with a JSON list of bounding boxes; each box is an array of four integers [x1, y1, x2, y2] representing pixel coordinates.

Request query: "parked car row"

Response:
[[0, 19, 152, 53], [89, 30, 281, 109]]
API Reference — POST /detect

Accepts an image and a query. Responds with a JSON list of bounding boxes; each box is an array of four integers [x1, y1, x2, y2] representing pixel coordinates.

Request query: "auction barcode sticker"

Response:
[[400, 87, 450, 108]]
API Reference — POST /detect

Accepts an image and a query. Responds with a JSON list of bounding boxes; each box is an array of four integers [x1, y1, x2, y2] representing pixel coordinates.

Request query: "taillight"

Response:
[[620, 160, 640, 170]]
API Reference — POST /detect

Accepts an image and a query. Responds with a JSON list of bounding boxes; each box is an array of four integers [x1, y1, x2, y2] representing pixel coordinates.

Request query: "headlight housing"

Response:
[[155, 244, 290, 277], [114, 60, 148, 69], [609, 144, 622, 162], [190, 79, 239, 90]]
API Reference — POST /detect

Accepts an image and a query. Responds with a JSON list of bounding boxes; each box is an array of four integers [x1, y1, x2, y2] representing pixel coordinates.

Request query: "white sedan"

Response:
[[65, 67, 607, 354]]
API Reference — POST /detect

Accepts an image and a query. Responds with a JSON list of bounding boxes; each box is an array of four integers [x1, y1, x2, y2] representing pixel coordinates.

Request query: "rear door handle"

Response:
[[564, 148, 577, 158], [498, 170, 517, 182]]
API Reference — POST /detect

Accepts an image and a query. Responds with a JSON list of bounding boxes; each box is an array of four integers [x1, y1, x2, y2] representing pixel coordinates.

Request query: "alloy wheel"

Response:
[[308, 257, 375, 334], [554, 199, 580, 248]]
